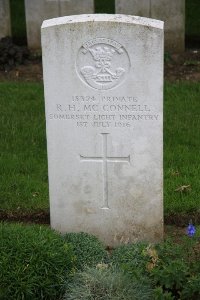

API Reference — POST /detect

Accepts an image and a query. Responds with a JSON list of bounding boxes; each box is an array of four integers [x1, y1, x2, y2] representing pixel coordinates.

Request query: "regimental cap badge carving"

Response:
[[76, 38, 130, 90]]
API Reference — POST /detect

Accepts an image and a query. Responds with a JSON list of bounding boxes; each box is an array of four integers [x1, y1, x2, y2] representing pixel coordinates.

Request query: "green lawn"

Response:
[[164, 82, 200, 214], [0, 83, 48, 212], [0, 82, 200, 215]]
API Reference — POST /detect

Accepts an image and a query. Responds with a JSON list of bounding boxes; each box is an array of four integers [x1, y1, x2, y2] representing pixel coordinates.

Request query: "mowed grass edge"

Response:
[[0, 82, 48, 212], [164, 82, 200, 214], [0, 82, 200, 215]]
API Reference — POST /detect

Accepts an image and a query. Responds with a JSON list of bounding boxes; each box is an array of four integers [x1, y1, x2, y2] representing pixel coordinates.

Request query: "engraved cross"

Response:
[[80, 133, 130, 209]]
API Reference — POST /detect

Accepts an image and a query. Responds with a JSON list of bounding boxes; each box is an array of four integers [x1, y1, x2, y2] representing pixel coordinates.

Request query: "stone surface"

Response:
[[42, 14, 163, 247], [115, 0, 150, 17], [25, 0, 94, 49], [151, 0, 185, 53], [115, 0, 185, 52], [0, 0, 11, 39]]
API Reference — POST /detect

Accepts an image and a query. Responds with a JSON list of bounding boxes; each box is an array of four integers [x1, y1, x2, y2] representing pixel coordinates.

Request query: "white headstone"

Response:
[[115, 0, 185, 52], [151, 0, 185, 53], [115, 0, 150, 17], [25, 0, 94, 49], [42, 14, 163, 247], [0, 0, 11, 39]]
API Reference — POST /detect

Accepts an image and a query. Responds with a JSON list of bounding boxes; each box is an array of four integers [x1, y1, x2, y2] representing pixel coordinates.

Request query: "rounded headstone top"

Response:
[[42, 14, 164, 30]]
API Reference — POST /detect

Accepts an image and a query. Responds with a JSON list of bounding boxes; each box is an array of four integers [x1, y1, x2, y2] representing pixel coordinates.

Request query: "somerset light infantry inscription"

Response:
[[42, 14, 163, 246], [77, 38, 130, 90], [48, 95, 158, 128], [80, 133, 130, 209]]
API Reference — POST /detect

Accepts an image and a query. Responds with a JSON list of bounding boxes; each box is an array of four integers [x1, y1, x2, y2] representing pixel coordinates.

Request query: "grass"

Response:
[[63, 232, 108, 270], [0, 83, 48, 212], [164, 82, 200, 214], [0, 222, 75, 300], [64, 267, 153, 300], [0, 82, 200, 216], [1, 223, 200, 299]]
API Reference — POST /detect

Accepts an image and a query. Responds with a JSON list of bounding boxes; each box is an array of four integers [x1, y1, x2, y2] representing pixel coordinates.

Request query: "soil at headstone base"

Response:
[[1, 209, 200, 229], [0, 210, 50, 225], [0, 210, 198, 241], [165, 49, 200, 82]]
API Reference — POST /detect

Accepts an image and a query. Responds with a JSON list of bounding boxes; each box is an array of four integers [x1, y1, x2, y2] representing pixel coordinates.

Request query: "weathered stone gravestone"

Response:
[[115, 0, 185, 52], [0, 0, 11, 39], [42, 14, 163, 246], [25, 0, 94, 49]]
